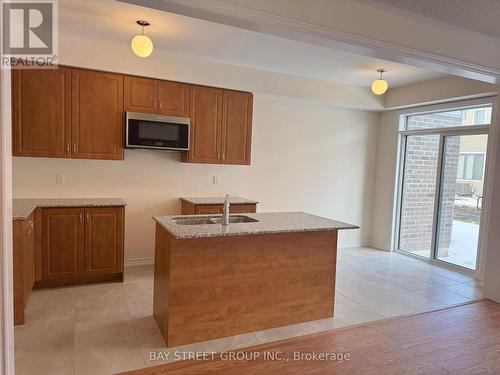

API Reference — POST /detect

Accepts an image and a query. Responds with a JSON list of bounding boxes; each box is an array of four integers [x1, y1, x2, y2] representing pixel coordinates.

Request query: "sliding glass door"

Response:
[[436, 134, 488, 269], [397, 102, 493, 273]]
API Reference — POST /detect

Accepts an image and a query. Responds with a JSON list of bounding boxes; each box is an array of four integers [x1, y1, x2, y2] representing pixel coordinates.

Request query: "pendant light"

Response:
[[131, 20, 153, 58], [371, 69, 388, 95]]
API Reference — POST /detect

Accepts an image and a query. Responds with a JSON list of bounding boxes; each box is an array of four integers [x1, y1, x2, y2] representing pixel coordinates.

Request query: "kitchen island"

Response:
[[152, 212, 357, 347]]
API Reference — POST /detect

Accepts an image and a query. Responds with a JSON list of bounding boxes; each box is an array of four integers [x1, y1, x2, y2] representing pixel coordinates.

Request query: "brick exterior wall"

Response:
[[399, 113, 461, 253]]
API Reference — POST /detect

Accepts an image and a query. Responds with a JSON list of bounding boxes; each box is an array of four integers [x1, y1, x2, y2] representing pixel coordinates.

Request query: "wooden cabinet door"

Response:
[[72, 69, 124, 160], [124, 76, 158, 114], [84, 207, 124, 276], [158, 81, 190, 117], [229, 204, 257, 214], [194, 205, 223, 215], [183, 86, 222, 164], [13, 219, 28, 325], [221, 90, 253, 165], [42, 208, 84, 280], [12, 68, 71, 158]]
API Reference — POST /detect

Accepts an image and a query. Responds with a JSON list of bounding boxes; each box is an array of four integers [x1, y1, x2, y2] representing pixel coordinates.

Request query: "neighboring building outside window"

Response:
[[457, 153, 485, 181], [474, 109, 486, 125]]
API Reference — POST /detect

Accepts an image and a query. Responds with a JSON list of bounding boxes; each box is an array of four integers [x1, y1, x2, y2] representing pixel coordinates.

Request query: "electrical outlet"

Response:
[[56, 174, 65, 185], [212, 176, 221, 185]]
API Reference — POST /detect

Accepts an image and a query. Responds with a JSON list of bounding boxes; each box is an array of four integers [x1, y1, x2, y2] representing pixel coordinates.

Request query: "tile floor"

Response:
[[14, 247, 483, 375]]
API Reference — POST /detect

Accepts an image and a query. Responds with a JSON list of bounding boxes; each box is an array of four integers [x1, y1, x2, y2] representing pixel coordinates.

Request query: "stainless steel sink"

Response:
[[211, 215, 259, 224], [172, 215, 258, 225], [172, 218, 216, 225]]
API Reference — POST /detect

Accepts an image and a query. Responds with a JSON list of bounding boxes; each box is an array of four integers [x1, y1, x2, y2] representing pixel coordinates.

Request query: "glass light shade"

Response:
[[131, 35, 153, 58], [371, 79, 388, 95]]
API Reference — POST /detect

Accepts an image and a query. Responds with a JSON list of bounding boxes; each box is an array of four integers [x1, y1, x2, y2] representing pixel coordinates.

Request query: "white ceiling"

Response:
[[354, 0, 500, 40], [59, 0, 444, 88]]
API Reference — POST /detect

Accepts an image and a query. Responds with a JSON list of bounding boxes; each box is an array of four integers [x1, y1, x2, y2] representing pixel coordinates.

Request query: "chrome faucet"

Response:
[[222, 194, 230, 225]]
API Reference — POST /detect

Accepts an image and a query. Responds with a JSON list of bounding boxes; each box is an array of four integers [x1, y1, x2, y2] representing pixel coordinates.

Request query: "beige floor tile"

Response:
[[390, 291, 446, 312], [334, 300, 385, 324], [444, 283, 483, 299], [298, 316, 349, 333], [130, 315, 163, 342], [349, 294, 417, 318], [75, 297, 131, 324], [74, 347, 145, 375], [415, 287, 473, 305], [254, 323, 309, 343], [74, 320, 138, 350]]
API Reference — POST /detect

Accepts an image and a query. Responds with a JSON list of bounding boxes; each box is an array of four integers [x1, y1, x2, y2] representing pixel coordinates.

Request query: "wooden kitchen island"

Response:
[[152, 212, 357, 347]]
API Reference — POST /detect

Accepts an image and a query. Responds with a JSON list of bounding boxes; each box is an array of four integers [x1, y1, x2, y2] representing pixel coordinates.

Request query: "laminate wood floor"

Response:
[[120, 301, 500, 375]]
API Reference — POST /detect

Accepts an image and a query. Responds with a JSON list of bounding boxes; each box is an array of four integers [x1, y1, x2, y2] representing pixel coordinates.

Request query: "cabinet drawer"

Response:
[[194, 205, 223, 215], [229, 204, 257, 214]]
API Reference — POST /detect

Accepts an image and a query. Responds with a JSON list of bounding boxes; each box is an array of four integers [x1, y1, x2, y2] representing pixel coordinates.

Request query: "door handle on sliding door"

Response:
[[477, 196, 483, 210]]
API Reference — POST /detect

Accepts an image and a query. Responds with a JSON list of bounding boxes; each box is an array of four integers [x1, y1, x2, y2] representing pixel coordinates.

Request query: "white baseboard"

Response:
[[337, 241, 369, 249], [124, 241, 371, 267], [124, 257, 154, 267]]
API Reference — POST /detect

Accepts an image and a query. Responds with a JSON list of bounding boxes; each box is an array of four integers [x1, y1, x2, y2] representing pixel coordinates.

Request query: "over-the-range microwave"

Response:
[[125, 111, 190, 151]]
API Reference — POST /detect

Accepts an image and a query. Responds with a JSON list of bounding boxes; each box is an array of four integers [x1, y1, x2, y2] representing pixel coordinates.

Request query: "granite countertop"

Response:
[[154, 212, 358, 239], [13, 198, 126, 220], [181, 197, 259, 205]]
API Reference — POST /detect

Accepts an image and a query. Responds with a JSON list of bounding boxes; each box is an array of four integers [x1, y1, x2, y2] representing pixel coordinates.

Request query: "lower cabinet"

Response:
[[38, 206, 124, 287], [195, 205, 223, 215], [181, 202, 257, 215], [85, 207, 124, 276], [42, 207, 85, 280], [13, 214, 34, 325]]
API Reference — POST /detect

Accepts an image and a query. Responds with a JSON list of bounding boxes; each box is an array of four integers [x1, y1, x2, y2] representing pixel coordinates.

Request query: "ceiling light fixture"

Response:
[[131, 20, 153, 58], [371, 69, 388, 95]]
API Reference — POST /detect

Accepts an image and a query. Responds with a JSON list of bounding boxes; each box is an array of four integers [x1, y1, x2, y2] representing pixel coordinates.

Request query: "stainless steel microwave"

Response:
[[125, 112, 190, 151]]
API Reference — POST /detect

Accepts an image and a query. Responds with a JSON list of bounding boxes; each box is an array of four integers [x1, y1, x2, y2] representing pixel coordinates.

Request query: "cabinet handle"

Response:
[[66, 144, 70, 153], [86, 213, 90, 224], [73, 144, 77, 153], [80, 213, 83, 224], [153, 101, 157, 109], [222, 151, 225, 160]]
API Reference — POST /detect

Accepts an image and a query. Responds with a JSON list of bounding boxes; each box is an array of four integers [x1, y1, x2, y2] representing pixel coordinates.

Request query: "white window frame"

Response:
[[393, 96, 496, 278]]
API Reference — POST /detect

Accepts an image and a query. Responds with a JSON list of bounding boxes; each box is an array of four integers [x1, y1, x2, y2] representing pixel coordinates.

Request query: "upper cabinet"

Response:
[[158, 81, 190, 117], [72, 69, 124, 160], [12, 68, 72, 158], [12, 66, 252, 164], [12, 67, 124, 161], [183, 85, 223, 164], [124, 76, 157, 114], [124, 75, 190, 118], [182, 87, 253, 165], [221, 90, 253, 165]]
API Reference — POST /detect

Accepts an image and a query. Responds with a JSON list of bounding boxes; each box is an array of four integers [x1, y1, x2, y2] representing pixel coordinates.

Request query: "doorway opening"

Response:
[[396, 100, 494, 275]]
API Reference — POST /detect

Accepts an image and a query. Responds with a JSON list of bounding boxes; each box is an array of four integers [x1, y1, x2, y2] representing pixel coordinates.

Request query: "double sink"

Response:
[[172, 215, 258, 226]]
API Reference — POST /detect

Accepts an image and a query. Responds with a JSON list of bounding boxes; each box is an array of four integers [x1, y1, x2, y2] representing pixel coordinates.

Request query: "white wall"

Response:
[[370, 111, 399, 251], [384, 76, 497, 110], [57, 31, 383, 111], [13, 97, 379, 262]]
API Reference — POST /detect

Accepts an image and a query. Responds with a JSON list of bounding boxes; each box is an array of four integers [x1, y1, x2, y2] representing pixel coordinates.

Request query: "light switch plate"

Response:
[[212, 176, 221, 185]]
